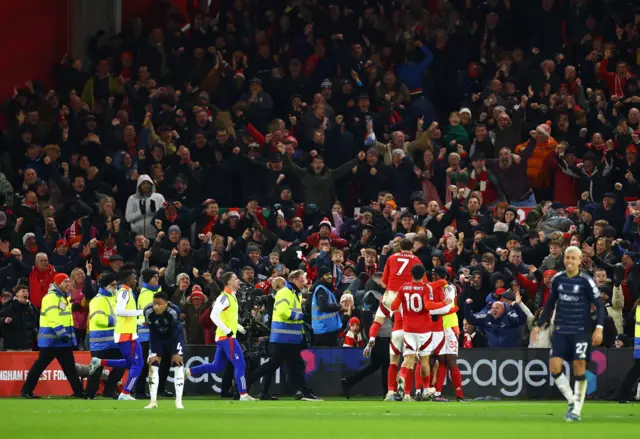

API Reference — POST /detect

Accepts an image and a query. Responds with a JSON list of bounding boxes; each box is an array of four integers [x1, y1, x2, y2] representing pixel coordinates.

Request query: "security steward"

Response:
[[21, 274, 85, 399], [135, 269, 171, 398], [617, 304, 640, 403], [311, 266, 343, 346], [247, 270, 320, 400], [85, 273, 126, 399]]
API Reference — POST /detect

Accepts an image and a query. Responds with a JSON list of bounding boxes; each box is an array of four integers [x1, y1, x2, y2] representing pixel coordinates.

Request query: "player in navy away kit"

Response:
[[532, 246, 604, 422], [143, 292, 185, 409]]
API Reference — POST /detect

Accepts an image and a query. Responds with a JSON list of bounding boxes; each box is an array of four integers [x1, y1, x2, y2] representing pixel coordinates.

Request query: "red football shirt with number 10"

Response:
[[391, 280, 448, 333], [382, 251, 422, 292]]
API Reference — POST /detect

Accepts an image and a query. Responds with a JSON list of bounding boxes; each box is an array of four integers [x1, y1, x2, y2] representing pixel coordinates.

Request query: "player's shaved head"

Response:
[[411, 264, 425, 280]]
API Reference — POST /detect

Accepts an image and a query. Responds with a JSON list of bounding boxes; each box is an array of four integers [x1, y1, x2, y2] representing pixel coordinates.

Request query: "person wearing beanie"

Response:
[[88, 269, 144, 401], [343, 317, 364, 348], [311, 266, 343, 347], [141, 291, 186, 409], [305, 217, 349, 249], [21, 272, 85, 399], [514, 121, 558, 200], [86, 272, 125, 399], [182, 284, 208, 346], [135, 269, 165, 398]]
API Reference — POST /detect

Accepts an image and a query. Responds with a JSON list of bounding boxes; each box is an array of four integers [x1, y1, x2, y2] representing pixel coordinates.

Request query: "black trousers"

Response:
[[22, 347, 84, 396], [136, 341, 171, 395], [313, 331, 339, 347], [85, 348, 126, 398], [343, 336, 390, 396], [618, 359, 640, 400], [248, 343, 311, 396]]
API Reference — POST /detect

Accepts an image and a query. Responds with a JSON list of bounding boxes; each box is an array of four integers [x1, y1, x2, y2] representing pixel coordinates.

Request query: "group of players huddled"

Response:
[[364, 238, 603, 422]]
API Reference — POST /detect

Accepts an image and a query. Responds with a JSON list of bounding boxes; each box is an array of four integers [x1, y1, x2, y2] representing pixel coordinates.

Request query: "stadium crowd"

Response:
[[0, 0, 640, 395]]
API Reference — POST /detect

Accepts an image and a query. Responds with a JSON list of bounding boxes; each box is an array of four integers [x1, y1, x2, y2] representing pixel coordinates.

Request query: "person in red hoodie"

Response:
[[598, 52, 636, 98], [543, 142, 580, 207], [306, 217, 348, 249], [28, 253, 57, 310], [515, 265, 556, 309]]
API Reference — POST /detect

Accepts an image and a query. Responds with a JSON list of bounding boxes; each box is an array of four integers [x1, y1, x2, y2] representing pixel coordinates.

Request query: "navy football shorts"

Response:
[[149, 332, 186, 359], [550, 331, 591, 362]]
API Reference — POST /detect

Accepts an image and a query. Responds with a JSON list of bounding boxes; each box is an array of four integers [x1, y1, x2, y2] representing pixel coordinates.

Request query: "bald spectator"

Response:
[[464, 296, 527, 348]]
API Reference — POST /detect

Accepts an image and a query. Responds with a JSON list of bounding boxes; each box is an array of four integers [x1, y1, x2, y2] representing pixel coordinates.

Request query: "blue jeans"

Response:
[[510, 191, 537, 208]]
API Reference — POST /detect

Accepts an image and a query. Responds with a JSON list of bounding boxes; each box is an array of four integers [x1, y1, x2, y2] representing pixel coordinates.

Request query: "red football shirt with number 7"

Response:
[[382, 251, 423, 292]]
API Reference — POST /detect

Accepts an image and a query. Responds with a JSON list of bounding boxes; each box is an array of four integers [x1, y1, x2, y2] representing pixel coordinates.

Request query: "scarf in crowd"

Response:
[[64, 219, 98, 244], [467, 167, 489, 194], [201, 214, 219, 235], [99, 243, 118, 267]]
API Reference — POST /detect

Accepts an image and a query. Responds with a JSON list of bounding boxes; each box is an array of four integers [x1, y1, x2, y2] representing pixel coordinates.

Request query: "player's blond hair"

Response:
[[564, 246, 582, 258]]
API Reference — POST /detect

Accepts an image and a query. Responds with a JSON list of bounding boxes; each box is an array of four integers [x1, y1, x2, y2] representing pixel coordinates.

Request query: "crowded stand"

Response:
[[0, 0, 639, 403]]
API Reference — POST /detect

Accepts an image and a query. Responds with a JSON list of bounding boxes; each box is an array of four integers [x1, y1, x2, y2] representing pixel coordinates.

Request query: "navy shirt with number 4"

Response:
[[538, 270, 604, 334], [144, 302, 184, 355]]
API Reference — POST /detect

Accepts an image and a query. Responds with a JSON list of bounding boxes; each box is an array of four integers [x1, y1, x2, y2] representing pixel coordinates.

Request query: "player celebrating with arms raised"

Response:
[[532, 246, 603, 422], [364, 239, 421, 401], [390, 265, 451, 401], [143, 291, 185, 410]]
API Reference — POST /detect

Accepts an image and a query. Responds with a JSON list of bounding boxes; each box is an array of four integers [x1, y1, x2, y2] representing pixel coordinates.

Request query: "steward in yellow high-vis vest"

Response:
[[85, 273, 126, 399], [246, 271, 319, 400], [137, 270, 162, 343], [134, 269, 161, 398], [87, 270, 144, 400], [21, 273, 85, 398]]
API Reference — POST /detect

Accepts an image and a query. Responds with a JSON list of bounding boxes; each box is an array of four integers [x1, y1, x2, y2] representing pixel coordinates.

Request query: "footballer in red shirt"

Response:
[[364, 239, 421, 401], [390, 265, 452, 401]]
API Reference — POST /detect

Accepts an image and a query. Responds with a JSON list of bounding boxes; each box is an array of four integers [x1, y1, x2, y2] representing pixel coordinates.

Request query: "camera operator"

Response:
[[246, 271, 320, 400]]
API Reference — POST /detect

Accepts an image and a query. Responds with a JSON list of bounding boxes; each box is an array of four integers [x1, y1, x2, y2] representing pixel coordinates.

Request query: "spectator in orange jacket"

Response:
[[515, 122, 558, 201]]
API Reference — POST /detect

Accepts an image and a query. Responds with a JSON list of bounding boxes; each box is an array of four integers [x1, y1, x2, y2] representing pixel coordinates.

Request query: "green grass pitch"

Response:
[[1, 398, 637, 439]]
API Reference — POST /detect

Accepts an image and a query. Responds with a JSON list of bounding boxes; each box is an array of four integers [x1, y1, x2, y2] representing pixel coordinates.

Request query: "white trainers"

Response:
[[184, 369, 191, 378], [384, 391, 396, 401], [402, 395, 412, 402], [239, 394, 256, 401], [175, 402, 184, 409], [118, 393, 136, 401], [144, 402, 158, 409], [88, 357, 102, 375]]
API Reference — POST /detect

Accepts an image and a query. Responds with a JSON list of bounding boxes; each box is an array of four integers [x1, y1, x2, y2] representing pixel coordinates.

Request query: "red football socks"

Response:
[[404, 366, 414, 394], [450, 365, 464, 398], [435, 363, 447, 392], [422, 372, 431, 389], [388, 364, 398, 392], [415, 366, 423, 390]]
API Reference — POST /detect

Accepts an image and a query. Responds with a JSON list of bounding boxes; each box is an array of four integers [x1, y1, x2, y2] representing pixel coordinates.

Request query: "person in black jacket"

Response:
[[0, 286, 39, 351]]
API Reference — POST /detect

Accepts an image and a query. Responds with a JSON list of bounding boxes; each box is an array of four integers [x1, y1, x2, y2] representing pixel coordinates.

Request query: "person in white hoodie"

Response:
[[125, 175, 165, 239]]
